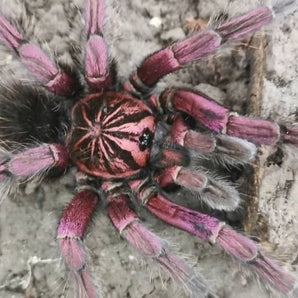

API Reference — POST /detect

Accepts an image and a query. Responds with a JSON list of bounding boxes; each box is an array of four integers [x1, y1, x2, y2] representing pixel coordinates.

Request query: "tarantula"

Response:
[[0, 0, 297, 297]]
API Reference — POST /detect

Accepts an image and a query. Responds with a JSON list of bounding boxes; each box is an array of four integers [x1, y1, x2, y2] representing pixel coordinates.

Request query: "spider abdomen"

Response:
[[67, 92, 156, 179]]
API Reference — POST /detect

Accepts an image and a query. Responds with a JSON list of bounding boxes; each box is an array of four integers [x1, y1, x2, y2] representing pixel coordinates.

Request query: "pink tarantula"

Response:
[[0, 0, 297, 297]]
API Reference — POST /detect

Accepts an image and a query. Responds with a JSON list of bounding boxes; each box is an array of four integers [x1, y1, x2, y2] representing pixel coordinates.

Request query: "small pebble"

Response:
[[149, 16, 162, 28]]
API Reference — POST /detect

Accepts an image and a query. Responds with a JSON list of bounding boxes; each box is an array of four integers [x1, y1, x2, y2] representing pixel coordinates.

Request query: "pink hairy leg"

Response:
[[57, 189, 99, 298], [0, 14, 74, 95], [156, 89, 298, 146], [130, 181, 297, 295], [124, 6, 273, 93], [0, 143, 68, 180], [170, 115, 256, 163], [84, 0, 112, 90], [106, 190, 209, 297], [157, 166, 240, 211]]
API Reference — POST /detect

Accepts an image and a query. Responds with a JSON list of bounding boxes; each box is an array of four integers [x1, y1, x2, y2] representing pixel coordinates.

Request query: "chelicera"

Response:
[[0, 0, 297, 297]]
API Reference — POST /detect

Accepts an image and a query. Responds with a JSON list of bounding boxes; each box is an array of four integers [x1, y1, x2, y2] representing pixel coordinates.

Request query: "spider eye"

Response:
[[139, 128, 153, 151]]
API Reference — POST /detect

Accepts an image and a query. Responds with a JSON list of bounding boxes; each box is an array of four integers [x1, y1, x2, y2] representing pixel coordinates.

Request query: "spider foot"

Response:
[[217, 226, 297, 294], [123, 221, 209, 297], [132, 183, 297, 296], [84, 0, 116, 91], [106, 192, 211, 297], [58, 237, 99, 298], [0, 13, 76, 95], [125, 6, 275, 94], [57, 189, 100, 298]]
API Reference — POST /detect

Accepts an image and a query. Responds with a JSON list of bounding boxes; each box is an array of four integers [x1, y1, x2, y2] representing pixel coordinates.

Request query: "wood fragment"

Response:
[[243, 30, 267, 238]]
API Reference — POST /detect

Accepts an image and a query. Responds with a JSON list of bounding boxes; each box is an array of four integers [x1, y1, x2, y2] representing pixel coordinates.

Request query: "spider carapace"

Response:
[[68, 92, 156, 178]]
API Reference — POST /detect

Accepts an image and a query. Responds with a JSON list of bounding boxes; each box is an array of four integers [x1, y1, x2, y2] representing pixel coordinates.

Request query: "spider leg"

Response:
[[57, 188, 100, 298], [0, 143, 68, 182], [104, 185, 210, 297], [123, 6, 273, 94], [170, 115, 256, 164], [157, 166, 240, 211], [84, 0, 116, 91], [0, 13, 78, 96], [154, 89, 298, 147], [153, 117, 252, 211], [130, 181, 297, 295], [0, 143, 68, 204]]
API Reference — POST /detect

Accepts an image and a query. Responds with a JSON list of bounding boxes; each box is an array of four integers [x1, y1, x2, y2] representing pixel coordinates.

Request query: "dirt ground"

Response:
[[0, 0, 297, 298]]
